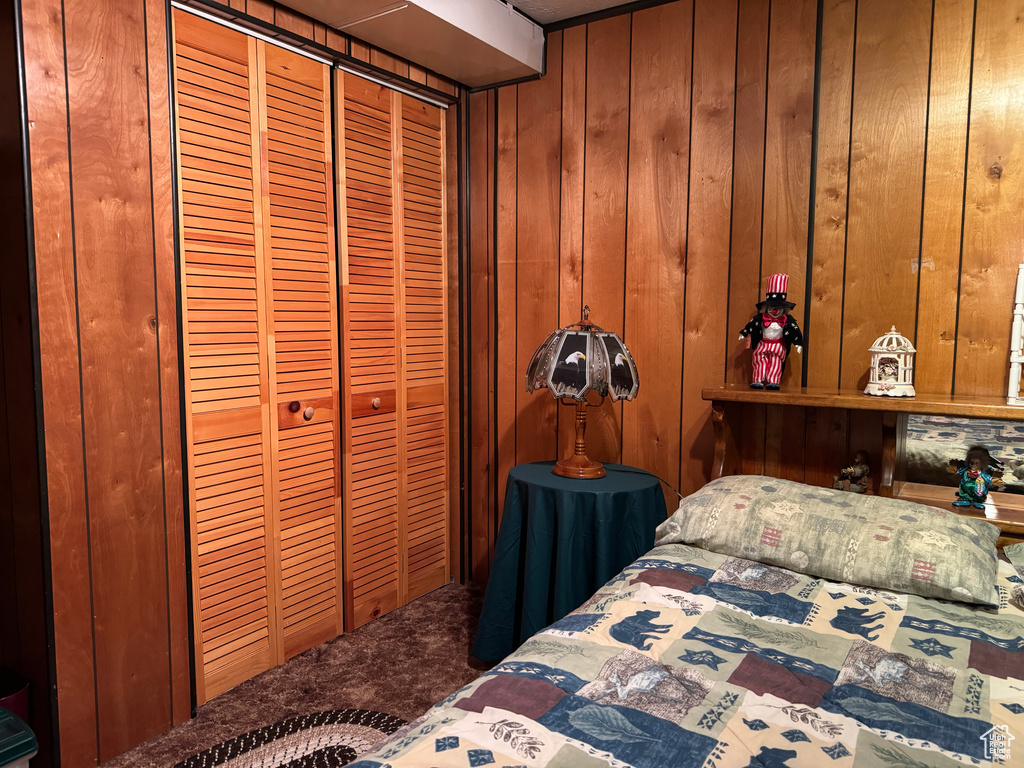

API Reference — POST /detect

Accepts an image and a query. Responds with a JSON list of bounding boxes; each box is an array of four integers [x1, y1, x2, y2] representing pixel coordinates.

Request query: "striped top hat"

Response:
[[757, 273, 796, 311]]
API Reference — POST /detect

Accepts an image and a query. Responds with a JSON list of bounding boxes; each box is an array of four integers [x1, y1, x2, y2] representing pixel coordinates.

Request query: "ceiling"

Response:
[[506, 0, 632, 25]]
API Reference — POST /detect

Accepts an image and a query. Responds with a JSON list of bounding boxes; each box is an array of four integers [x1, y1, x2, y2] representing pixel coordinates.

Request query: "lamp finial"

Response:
[[582, 304, 590, 322]]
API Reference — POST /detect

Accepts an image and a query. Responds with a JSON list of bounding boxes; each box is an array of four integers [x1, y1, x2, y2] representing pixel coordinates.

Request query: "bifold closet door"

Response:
[[174, 9, 339, 703], [175, 11, 276, 704], [261, 45, 342, 660], [337, 71, 449, 629], [399, 95, 449, 602]]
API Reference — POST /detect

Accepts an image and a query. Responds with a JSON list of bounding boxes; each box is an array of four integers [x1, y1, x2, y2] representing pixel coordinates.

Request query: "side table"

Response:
[[471, 461, 669, 662]]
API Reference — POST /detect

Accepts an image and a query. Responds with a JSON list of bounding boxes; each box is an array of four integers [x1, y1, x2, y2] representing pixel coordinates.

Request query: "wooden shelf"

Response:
[[702, 383, 1024, 420], [897, 482, 1024, 534], [702, 384, 1024, 543]]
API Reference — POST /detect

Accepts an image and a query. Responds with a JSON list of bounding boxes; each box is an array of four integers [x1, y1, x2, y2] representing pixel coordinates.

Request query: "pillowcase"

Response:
[[654, 475, 1000, 605]]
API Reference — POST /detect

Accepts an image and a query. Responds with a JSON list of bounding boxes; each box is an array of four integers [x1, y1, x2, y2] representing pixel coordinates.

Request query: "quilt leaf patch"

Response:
[[718, 611, 823, 649], [840, 698, 932, 730], [483, 719, 545, 759], [567, 705, 657, 744]]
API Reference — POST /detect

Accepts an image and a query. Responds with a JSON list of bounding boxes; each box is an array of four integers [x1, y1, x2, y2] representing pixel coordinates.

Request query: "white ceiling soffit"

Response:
[[282, 0, 546, 88], [509, 0, 631, 25]]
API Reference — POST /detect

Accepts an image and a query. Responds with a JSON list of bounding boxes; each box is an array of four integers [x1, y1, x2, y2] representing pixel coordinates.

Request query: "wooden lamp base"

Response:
[[552, 399, 606, 479], [553, 453, 605, 479]]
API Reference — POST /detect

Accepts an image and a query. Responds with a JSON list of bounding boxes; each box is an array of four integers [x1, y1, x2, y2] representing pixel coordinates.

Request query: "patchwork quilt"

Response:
[[352, 543, 1024, 767]]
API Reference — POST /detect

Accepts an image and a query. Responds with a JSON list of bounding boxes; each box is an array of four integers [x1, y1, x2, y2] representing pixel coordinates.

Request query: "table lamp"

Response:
[[525, 306, 639, 478]]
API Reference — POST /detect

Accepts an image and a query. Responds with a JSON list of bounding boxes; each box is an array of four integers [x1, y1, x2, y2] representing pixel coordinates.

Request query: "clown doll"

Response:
[[738, 273, 804, 390], [947, 445, 1004, 509]]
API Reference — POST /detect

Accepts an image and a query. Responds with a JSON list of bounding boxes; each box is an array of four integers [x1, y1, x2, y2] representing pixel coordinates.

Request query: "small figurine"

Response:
[[738, 273, 804, 390], [878, 358, 899, 382], [834, 450, 870, 493], [947, 445, 1004, 509]]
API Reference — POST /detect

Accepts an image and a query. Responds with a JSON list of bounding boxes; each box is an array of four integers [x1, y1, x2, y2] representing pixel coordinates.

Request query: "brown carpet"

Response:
[[100, 582, 488, 768]]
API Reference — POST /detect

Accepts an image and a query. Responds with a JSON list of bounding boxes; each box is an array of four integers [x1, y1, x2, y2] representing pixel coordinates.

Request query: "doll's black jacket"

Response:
[[739, 313, 804, 353]]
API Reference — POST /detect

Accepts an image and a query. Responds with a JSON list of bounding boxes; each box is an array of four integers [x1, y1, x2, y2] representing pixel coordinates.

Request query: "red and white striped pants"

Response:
[[752, 339, 786, 384]]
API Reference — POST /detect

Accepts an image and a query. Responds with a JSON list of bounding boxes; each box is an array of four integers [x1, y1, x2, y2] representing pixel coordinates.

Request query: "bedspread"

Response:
[[352, 543, 1024, 767]]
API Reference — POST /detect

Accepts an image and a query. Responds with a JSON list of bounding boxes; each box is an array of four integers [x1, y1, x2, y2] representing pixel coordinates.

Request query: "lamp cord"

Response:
[[612, 466, 684, 500]]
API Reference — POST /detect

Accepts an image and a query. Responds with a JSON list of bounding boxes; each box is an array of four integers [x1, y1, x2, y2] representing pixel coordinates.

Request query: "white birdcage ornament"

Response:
[[864, 326, 916, 397]]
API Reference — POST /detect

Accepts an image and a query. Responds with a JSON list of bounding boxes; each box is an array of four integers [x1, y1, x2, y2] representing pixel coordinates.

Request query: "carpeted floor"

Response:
[[100, 582, 488, 768]]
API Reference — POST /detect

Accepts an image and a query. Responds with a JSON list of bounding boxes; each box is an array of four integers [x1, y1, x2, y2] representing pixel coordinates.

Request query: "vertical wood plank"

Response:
[[350, 38, 370, 62], [495, 86, 518, 523], [325, 27, 348, 54], [726, 0, 769, 387], [0, 0, 52, 753], [245, 0, 275, 23], [427, 73, 458, 97], [371, 49, 411, 78], [840, 0, 931, 389], [955, 0, 1024, 398], [409, 64, 428, 85], [272, 5, 314, 39], [469, 91, 496, 581], [145, 0, 190, 725], [762, 0, 815, 478], [739, 403, 767, 475], [581, 14, 631, 465], [761, 0, 817, 351], [804, 407, 850, 488], [557, 24, 587, 465], [623, 1, 691, 504], [915, 0, 973, 395], [681, 0, 736, 494], [514, 33, 562, 465], [64, 0, 171, 755], [763, 404, 784, 477], [807, 0, 855, 389], [21, 0, 97, 762]]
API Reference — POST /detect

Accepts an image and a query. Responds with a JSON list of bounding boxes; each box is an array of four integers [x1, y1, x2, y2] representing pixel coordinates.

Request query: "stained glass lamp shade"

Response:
[[525, 306, 639, 478]]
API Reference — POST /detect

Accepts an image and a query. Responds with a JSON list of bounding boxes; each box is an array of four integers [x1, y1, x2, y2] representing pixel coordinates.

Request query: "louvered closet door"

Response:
[[175, 10, 339, 702], [260, 45, 342, 659], [174, 10, 278, 702], [398, 95, 449, 600], [338, 72, 449, 628], [338, 73, 401, 628]]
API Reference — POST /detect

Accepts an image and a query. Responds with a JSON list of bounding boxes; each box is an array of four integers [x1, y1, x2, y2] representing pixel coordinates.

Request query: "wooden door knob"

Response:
[[371, 397, 382, 410], [288, 401, 301, 413], [303, 406, 315, 420]]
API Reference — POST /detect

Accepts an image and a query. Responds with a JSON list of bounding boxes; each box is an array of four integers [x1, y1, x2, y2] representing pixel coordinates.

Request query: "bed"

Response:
[[351, 476, 1024, 767]]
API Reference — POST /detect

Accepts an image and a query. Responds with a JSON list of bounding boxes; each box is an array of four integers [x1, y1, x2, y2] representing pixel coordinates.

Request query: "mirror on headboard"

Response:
[[905, 413, 1024, 495]]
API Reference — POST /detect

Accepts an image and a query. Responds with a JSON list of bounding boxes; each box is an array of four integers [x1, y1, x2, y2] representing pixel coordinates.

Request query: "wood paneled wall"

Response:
[[15, 0, 461, 764], [22, 1, 190, 763], [467, 0, 1024, 579], [0, 3, 51, 766]]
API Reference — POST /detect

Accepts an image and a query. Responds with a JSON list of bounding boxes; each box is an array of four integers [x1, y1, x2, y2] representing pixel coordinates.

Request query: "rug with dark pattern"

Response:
[[173, 709, 406, 768]]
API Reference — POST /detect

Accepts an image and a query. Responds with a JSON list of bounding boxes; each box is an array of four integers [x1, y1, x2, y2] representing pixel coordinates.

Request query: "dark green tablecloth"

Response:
[[471, 461, 669, 662]]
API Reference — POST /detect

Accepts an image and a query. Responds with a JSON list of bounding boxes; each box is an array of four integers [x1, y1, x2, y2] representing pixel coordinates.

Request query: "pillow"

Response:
[[654, 475, 1000, 605]]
